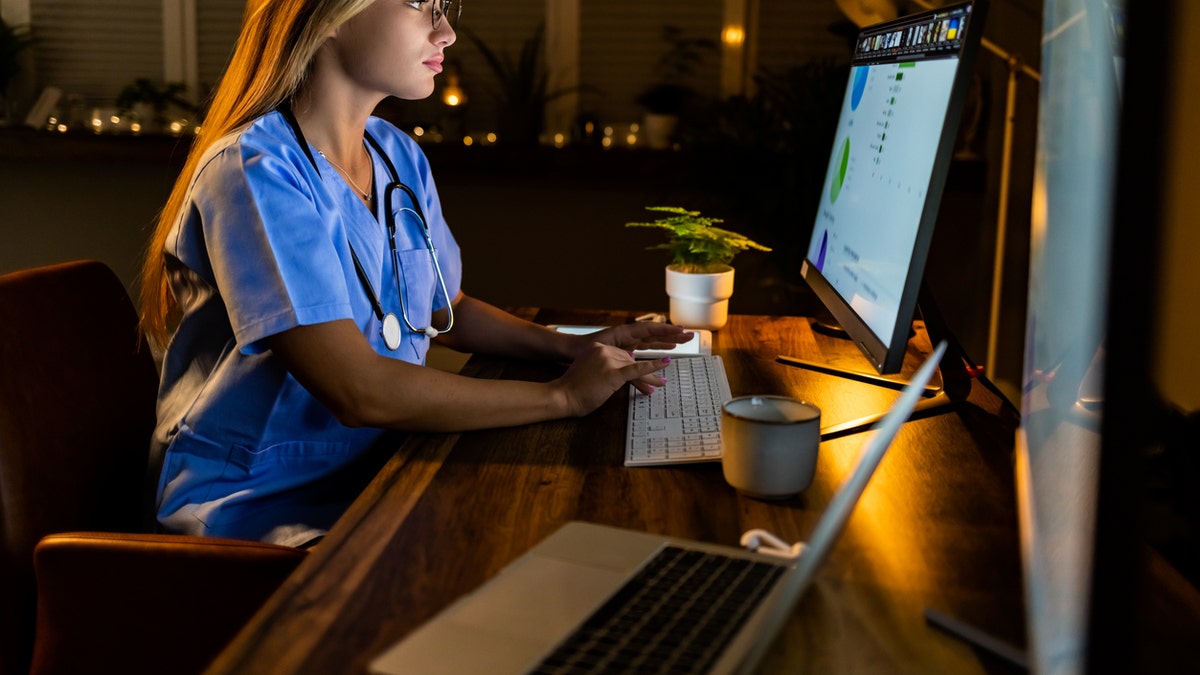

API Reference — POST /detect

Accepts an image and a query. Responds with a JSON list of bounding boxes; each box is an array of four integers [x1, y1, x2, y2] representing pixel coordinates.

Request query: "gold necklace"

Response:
[[318, 143, 372, 202]]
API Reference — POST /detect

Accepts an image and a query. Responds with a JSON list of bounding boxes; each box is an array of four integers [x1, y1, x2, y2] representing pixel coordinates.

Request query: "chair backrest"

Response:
[[0, 260, 160, 675]]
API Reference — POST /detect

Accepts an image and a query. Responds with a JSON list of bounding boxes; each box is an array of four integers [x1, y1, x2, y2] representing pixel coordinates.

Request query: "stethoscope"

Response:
[[282, 106, 454, 350]]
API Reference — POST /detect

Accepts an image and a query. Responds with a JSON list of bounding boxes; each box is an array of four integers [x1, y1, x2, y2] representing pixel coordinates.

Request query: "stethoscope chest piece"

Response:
[[382, 312, 403, 351]]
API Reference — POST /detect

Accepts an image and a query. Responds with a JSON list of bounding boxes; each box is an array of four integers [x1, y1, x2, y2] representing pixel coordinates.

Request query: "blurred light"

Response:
[[553, 133, 565, 148], [109, 114, 120, 124], [413, 126, 426, 137], [817, 431, 927, 590], [56, 123, 67, 133], [602, 137, 613, 148], [626, 133, 638, 146], [1030, 173, 1047, 248], [462, 136, 474, 146], [723, 25, 745, 46], [443, 85, 465, 106], [441, 63, 467, 107], [130, 122, 142, 134], [486, 132, 497, 143], [630, 122, 640, 133], [603, 126, 614, 137]]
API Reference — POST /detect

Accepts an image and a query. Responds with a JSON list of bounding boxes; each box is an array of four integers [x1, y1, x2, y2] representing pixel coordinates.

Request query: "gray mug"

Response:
[[721, 395, 821, 499]]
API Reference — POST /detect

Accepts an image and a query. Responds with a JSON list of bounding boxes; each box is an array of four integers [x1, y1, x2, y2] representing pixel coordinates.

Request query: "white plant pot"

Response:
[[641, 113, 679, 150], [665, 265, 734, 330]]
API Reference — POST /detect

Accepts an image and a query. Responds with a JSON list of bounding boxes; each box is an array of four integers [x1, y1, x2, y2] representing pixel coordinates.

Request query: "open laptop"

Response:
[[369, 342, 948, 675]]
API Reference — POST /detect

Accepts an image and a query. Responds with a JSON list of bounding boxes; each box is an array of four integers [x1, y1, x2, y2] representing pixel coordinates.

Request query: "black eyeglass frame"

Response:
[[431, 0, 461, 30]]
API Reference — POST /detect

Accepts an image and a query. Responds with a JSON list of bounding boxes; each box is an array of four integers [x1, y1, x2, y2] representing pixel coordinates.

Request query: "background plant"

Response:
[[626, 206, 771, 274], [0, 17, 35, 120], [462, 24, 596, 146], [635, 25, 718, 116], [675, 61, 848, 308], [116, 78, 196, 128]]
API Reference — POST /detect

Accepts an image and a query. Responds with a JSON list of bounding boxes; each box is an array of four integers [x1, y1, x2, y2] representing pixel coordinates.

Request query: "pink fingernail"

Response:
[[663, 356, 671, 363]]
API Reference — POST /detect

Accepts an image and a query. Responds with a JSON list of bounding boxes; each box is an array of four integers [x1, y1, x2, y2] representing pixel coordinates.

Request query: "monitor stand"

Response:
[[777, 284, 974, 441], [808, 310, 849, 340]]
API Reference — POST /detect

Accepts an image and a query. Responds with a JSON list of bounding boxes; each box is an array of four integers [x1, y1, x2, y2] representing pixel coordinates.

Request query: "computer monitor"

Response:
[[1020, 0, 1200, 671], [794, 0, 986, 376], [1014, 0, 1124, 671]]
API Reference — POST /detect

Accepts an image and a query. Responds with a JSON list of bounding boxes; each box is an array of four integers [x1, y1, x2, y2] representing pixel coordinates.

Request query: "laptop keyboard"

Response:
[[625, 355, 732, 466], [530, 545, 786, 675]]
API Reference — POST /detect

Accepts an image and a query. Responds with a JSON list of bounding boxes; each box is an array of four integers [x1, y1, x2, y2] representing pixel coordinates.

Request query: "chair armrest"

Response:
[[31, 532, 307, 675]]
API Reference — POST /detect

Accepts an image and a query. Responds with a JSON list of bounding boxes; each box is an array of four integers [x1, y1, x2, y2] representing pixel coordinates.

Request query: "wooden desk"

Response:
[[206, 310, 1024, 674]]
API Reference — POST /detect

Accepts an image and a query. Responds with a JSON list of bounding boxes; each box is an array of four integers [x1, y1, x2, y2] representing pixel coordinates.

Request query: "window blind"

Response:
[[22, 0, 857, 132], [29, 0, 163, 104], [756, 0, 854, 73], [195, 0, 244, 98], [580, 0, 724, 125], [440, 0, 544, 133]]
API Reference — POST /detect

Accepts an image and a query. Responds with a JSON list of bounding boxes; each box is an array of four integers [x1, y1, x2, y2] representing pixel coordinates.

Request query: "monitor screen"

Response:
[[801, 1, 985, 374], [1018, 0, 1200, 669], [1016, 0, 1122, 669]]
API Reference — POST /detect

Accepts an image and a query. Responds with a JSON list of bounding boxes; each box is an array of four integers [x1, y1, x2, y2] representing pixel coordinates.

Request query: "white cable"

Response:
[[740, 528, 806, 562]]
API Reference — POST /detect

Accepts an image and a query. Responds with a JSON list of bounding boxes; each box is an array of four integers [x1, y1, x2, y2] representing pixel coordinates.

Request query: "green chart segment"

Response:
[[830, 137, 850, 204]]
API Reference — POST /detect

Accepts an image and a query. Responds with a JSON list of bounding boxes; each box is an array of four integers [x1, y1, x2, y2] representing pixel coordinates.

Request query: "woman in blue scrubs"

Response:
[[138, 0, 689, 547]]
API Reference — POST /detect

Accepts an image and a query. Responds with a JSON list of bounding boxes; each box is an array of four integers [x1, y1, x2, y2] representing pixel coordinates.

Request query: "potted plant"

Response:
[[626, 206, 771, 330], [634, 26, 717, 149], [115, 78, 195, 134], [0, 17, 35, 125]]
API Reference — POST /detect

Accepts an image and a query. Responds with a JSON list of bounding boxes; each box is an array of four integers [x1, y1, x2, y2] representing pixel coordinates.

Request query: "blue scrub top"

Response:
[[152, 112, 463, 546]]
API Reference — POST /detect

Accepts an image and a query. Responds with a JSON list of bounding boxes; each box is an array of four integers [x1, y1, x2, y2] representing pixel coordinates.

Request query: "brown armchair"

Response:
[[0, 261, 306, 675]]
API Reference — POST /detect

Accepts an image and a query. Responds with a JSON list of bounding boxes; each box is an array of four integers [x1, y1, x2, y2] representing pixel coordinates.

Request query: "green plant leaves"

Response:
[[625, 206, 771, 273]]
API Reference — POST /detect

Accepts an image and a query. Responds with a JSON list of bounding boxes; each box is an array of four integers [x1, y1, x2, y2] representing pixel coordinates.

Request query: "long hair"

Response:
[[138, 0, 375, 351]]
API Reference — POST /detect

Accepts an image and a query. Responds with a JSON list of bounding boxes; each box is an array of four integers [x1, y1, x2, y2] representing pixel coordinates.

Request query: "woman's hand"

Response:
[[554, 342, 671, 416], [568, 322, 693, 358]]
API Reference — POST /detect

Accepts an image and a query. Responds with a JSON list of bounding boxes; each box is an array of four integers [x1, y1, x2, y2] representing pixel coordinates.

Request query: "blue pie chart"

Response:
[[850, 66, 868, 111]]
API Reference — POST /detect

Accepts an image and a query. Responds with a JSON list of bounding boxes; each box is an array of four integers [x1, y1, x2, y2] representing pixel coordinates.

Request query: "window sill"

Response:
[[0, 127, 193, 166]]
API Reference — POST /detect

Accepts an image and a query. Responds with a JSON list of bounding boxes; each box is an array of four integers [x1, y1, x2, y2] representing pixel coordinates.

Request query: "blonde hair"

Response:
[[139, 0, 375, 350]]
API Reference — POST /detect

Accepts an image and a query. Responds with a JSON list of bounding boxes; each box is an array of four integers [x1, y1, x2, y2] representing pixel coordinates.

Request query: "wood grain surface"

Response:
[[206, 310, 1025, 675]]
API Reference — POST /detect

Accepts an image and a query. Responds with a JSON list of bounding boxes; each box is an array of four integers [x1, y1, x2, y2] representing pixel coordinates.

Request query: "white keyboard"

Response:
[[624, 355, 733, 467]]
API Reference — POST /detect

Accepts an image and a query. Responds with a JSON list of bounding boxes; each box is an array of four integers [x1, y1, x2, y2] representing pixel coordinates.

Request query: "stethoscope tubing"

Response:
[[280, 105, 453, 346], [380, 181, 455, 339]]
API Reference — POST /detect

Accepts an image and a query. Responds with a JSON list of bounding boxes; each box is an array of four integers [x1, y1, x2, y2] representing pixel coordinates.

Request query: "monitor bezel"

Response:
[[800, 0, 988, 374]]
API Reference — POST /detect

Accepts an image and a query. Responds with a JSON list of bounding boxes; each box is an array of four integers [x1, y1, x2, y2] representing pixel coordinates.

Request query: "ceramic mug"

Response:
[[721, 395, 821, 499]]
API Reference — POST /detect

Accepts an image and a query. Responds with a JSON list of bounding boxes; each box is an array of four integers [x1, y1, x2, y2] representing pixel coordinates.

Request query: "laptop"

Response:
[[369, 342, 947, 675]]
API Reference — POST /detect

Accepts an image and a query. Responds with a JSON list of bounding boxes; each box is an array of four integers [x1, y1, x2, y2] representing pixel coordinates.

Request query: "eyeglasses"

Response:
[[431, 0, 460, 31]]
